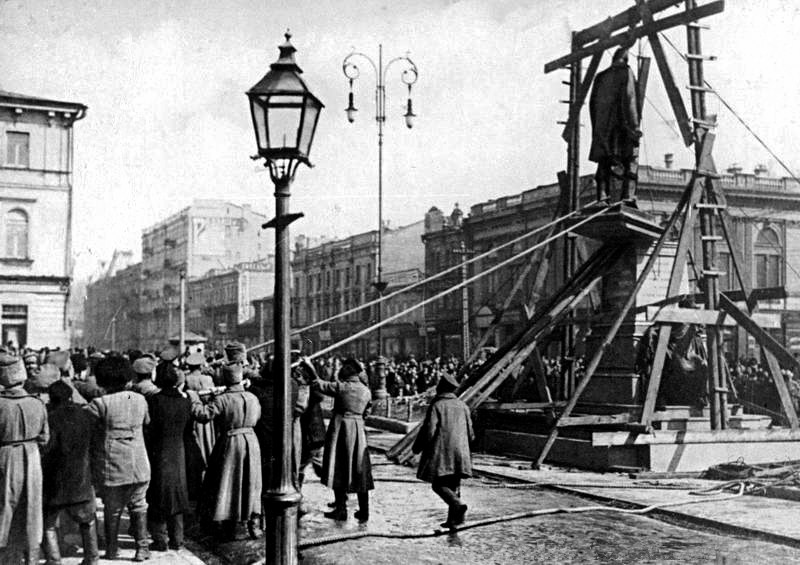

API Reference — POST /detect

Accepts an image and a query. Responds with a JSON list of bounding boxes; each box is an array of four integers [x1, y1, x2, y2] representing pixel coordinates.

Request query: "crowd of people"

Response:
[[0, 342, 475, 564]]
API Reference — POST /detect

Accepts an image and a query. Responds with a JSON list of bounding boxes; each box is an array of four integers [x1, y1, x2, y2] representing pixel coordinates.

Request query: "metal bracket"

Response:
[[262, 212, 304, 229]]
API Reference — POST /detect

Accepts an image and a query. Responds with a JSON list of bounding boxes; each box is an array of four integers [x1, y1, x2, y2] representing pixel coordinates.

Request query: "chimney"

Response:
[[726, 163, 742, 175], [664, 153, 674, 169], [754, 163, 768, 176]]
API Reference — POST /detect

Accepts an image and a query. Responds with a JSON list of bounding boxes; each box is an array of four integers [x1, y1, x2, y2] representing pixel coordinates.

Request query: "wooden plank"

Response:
[[640, 174, 705, 427], [544, 1, 725, 73], [480, 401, 566, 411], [634, 286, 787, 313], [561, 52, 603, 142], [557, 413, 631, 427], [574, 0, 682, 46], [635, 54, 651, 118], [718, 294, 800, 429], [636, 0, 694, 146], [592, 427, 800, 447], [650, 308, 781, 328], [534, 179, 695, 468]]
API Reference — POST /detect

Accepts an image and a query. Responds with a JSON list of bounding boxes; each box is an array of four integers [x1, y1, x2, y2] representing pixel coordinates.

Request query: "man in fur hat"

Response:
[[0, 353, 49, 563], [412, 372, 474, 529], [132, 356, 160, 398]]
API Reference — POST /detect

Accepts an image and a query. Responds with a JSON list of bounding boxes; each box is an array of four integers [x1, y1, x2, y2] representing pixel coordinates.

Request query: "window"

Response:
[[5, 209, 28, 258], [754, 227, 783, 289], [6, 132, 30, 168], [355, 265, 361, 285]]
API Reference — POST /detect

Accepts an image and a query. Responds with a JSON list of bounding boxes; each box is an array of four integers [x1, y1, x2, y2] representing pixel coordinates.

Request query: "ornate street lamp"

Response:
[[342, 44, 418, 361], [247, 30, 323, 565]]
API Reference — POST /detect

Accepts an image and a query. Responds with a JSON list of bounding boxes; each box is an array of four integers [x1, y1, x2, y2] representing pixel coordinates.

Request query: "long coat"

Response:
[[588, 61, 639, 163], [184, 370, 216, 499], [191, 385, 262, 522], [146, 389, 191, 517], [0, 388, 48, 548], [85, 390, 151, 488], [43, 400, 95, 509], [412, 392, 474, 483], [316, 375, 374, 493]]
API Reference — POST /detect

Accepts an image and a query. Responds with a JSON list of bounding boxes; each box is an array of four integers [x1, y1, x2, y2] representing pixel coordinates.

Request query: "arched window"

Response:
[[754, 227, 782, 288], [5, 209, 28, 259]]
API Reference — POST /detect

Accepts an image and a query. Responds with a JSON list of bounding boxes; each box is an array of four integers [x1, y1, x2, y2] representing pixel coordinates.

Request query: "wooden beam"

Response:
[[635, 54, 651, 118], [480, 401, 566, 411], [544, 1, 725, 73], [557, 413, 631, 427], [561, 52, 603, 142], [637, 0, 694, 146], [634, 286, 787, 313], [650, 307, 782, 328], [718, 294, 800, 429], [573, 0, 682, 47]]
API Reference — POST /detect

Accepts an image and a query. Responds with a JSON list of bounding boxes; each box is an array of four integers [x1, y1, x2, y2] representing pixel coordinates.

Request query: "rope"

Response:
[[246, 207, 582, 353], [305, 203, 620, 361], [297, 482, 746, 549]]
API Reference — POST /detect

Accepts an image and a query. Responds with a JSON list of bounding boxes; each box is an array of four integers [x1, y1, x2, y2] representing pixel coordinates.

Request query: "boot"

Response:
[[42, 527, 62, 565], [354, 493, 369, 523], [168, 514, 185, 550], [247, 515, 263, 540], [79, 521, 99, 565], [103, 508, 121, 559], [452, 503, 468, 526], [440, 506, 455, 529], [324, 491, 347, 520], [131, 511, 151, 562]]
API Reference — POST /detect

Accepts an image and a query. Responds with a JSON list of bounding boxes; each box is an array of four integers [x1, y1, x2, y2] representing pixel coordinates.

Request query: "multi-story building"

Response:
[[0, 90, 86, 349], [139, 200, 270, 350], [291, 220, 425, 358], [424, 159, 800, 361], [83, 251, 142, 350], [186, 259, 274, 351]]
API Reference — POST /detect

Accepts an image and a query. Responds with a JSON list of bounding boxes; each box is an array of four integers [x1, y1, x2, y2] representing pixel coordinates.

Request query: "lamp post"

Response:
[[247, 31, 323, 565], [342, 45, 418, 358]]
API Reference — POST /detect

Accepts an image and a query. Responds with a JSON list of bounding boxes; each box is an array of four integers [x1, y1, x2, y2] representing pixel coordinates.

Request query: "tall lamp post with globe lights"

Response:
[[247, 31, 323, 564], [342, 45, 418, 359]]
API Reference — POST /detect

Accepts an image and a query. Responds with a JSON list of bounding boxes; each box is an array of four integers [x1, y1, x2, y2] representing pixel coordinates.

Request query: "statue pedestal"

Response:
[[568, 206, 686, 407]]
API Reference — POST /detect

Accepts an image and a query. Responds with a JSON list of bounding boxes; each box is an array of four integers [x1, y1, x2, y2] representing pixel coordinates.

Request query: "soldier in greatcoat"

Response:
[[589, 46, 641, 204], [0, 353, 48, 564], [312, 357, 374, 522], [190, 362, 262, 540], [145, 363, 192, 551], [183, 352, 216, 500], [84, 355, 151, 561], [412, 372, 474, 528], [41, 379, 99, 565]]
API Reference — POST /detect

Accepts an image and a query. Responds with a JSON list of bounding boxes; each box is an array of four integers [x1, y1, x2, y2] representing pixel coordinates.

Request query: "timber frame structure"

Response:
[[389, 0, 800, 472]]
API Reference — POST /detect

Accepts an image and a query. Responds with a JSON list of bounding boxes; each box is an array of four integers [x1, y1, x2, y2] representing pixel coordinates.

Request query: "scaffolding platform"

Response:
[[567, 203, 664, 241]]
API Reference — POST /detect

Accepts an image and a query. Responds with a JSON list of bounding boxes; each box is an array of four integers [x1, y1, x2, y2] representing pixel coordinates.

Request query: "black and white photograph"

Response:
[[2, 0, 800, 563]]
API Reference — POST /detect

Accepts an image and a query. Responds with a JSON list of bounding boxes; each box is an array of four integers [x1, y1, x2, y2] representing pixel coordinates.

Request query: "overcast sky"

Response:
[[1, 0, 798, 278]]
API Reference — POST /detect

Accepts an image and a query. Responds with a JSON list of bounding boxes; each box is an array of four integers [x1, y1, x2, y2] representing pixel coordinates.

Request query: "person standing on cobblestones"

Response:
[[312, 357, 374, 522], [412, 372, 474, 528]]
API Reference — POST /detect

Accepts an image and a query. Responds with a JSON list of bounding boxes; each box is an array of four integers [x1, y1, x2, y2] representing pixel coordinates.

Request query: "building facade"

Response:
[[0, 90, 86, 350], [186, 260, 274, 351], [83, 255, 142, 350], [424, 161, 800, 362], [291, 220, 425, 358], [139, 200, 270, 350]]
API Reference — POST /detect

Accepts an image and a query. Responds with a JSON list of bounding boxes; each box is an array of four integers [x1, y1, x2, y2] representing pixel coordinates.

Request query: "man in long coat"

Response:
[[0, 353, 48, 564], [183, 352, 216, 500], [84, 355, 151, 561], [589, 46, 641, 204], [412, 372, 474, 528], [190, 362, 262, 540], [41, 379, 99, 565], [146, 363, 192, 551], [312, 358, 374, 522]]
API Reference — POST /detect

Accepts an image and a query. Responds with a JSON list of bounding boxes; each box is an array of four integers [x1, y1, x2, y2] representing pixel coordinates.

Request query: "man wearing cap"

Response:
[[84, 355, 151, 561], [589, 45, 641, 205], [225, 341, 259, 381], [189, 362, 262, 540], [311, 357, 374, 522], [41, 379, 99, 565], [132, 356, 160, 398], [0, 353, 49, 564], [46, 350, 87, 405], [184, 352, 216, 499], [412, 372, 474, 529]]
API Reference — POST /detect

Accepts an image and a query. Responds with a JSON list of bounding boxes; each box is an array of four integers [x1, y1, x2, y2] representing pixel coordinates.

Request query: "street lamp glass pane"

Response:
[[250, 98, 267, 151], [268, 106, 301, 149], [298, 97, 320, 156]]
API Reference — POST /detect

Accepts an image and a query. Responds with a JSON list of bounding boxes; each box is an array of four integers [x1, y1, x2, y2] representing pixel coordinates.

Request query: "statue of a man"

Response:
[[589, 47, 641, 205]]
